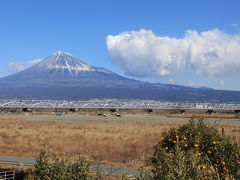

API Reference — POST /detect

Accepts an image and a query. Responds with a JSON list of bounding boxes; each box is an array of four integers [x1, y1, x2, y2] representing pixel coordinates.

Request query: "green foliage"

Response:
[[135, 167, 153, 180], [31, 151, 94, 180], [148, 118, 240, 180]]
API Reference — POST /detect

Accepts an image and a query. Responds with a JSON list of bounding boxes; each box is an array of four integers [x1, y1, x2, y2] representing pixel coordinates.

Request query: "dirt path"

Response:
[[0, 155, 139, 177], [0, 114, 240, 126]]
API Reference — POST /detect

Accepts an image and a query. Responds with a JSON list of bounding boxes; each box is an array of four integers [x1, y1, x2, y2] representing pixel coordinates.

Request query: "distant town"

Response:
[[1, 99, 240, 110]]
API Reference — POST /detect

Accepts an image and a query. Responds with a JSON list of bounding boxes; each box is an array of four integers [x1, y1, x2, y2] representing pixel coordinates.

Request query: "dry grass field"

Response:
[[0, 114, 239, 167]]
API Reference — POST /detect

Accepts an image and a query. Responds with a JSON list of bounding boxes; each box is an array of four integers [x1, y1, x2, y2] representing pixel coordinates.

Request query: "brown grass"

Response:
[[0, 115, 239, 167]]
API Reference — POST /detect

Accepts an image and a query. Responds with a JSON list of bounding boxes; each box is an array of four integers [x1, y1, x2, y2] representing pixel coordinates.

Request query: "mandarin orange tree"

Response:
[[147, 118, 240, 180]]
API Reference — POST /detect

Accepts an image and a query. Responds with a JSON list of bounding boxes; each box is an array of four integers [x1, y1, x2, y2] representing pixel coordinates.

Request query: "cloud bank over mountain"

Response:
[[7, 59, 42, 73], [7, 61, 25, 73], [106, 29, 240, 78]]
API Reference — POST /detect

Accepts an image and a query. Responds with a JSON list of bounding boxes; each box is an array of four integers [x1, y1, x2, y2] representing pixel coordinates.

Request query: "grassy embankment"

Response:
[[0, 115, 239, 167]]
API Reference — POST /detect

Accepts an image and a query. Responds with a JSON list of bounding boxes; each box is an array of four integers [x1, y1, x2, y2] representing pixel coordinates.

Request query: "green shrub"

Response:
[[31, 151, 94, 180], [147, 118, 240, 180]]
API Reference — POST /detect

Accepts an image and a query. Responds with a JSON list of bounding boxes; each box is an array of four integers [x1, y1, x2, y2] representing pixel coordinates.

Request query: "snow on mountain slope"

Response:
[[31, 51, 113, 75]]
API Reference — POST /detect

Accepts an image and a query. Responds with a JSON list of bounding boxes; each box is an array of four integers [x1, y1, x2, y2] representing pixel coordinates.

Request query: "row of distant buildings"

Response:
[[0, 99, 240, 110]]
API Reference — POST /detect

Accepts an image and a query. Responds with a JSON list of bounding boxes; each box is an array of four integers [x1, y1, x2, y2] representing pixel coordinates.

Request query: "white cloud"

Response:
[[7, 62, 25, 73], [187, 81, 203, 88], [27, 59, 42, 66], [6, 59, 42, 73], [106, 29, 240, 77], [232, 23, 239, 27], [168, 78, 176, 84], [218, 80, 225, 86]]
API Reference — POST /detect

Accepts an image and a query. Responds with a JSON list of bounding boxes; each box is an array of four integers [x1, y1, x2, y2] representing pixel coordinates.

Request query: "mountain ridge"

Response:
[[0, 52, 239, 103]]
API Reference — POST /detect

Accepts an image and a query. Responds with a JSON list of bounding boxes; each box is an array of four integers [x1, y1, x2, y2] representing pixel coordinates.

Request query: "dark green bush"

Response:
[[148, 118, 240, 180]]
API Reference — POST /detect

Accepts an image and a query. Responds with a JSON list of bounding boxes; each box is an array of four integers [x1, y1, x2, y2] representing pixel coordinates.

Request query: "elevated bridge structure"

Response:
[[0, 99, 240, 110]]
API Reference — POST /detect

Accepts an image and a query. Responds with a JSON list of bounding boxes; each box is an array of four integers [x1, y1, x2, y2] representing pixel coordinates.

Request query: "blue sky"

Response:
[[0, 0, 240, 90]]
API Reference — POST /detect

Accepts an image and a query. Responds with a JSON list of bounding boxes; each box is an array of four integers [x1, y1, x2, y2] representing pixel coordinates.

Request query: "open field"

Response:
[[0, 113, 239, 168]]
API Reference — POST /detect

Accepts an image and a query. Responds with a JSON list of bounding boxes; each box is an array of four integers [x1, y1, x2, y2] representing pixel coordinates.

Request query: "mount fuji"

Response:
[[0, 51, 240, 102]]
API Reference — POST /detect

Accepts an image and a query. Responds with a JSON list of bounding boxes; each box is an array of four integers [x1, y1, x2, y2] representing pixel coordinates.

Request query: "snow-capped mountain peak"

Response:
[[53, 51, 72, 56], [34, 51, 94, 75], [27, 51, 114, 76]]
